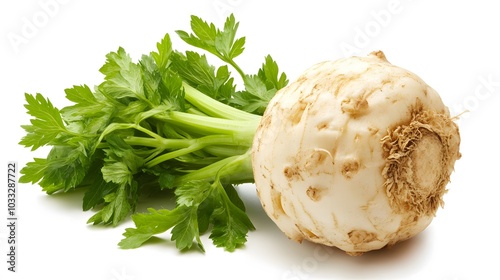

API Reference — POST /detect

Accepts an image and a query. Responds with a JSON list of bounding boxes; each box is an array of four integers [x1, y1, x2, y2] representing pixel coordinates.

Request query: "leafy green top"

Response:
[[19, 14, 287, 252]]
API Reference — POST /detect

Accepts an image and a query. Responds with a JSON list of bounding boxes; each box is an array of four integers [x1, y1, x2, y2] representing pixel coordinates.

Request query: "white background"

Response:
[[1, 1, 499, 279]]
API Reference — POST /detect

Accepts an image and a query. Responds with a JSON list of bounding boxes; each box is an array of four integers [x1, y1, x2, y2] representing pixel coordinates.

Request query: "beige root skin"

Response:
[[252, 51, 461, 256]]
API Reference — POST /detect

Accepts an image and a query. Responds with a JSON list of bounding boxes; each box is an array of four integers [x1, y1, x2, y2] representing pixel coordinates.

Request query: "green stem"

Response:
[[227, 59, 247, 85], [145, 135, 248, 168], [174, 150, 254, 186], [203, 145, 249, 157], [146, 145, 202, 168], [125, 136, 191, 150], [155, 111, 259, 145], [213, 53, 247, 85], [183, 82, 260, 121]]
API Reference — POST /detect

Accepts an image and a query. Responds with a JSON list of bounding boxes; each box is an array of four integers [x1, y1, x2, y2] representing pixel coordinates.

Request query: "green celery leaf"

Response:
[[102, 135, 145, 185], [19, 158, 47, 184], [174, 180, 212, 207], [98, 47, 145, 102], [171, 181, 214, 251], [79, 149, 118, 211], [231, 55, 288, 114], [119, 207, 187, 249], [87, 182, 133, 226], [96, 135, 144, 225], [118, 100, 150, 123], [36, 144, 93, 194], [257, 55, 288, 90], [215, 14, 245, 59], [20, 93, 71, 150], [140, 52, 185, 112], [177, 14, 245, 61], [158, 173, 177, 189], [222, 184, 246, 211], [151, 33, 173, 72], [61, 85, 115, 137], [171, 206, 203, 251], [170, 51, 233, 103], [159, 69, 186, 111], [209, 182, 254, 251], [108, 183, 132, 225], [190, 15, 217, 44], [176, 16, 217, 55], [196, 192, 216, 234], [215, 66, 236, 104], [61, 85, 114, 131], [101, 161, 131, 185], [82, 176, 118, 211], [170, 51, 215, 91], [230, 77, 272, 114], [139, 54, 163, 106]]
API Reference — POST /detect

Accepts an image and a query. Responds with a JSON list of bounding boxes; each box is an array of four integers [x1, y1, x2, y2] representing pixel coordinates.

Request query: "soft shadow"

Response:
[[234, 184, 432, 279], [132, 236, 177, 250], [134, 190, 176, 212], [289, 230, 432, 280], [42, 187, 87, 210], [352, 232, 428, 263], [43, 187, 176, 213]]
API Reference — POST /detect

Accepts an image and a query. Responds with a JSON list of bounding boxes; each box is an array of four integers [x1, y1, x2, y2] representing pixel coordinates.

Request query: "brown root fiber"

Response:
[[381, 108, 461, 216]]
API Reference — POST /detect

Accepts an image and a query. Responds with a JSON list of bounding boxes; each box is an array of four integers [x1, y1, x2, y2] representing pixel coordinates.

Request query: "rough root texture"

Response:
[[252, 51, 461, 256], [381, 103, 461, 217]]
